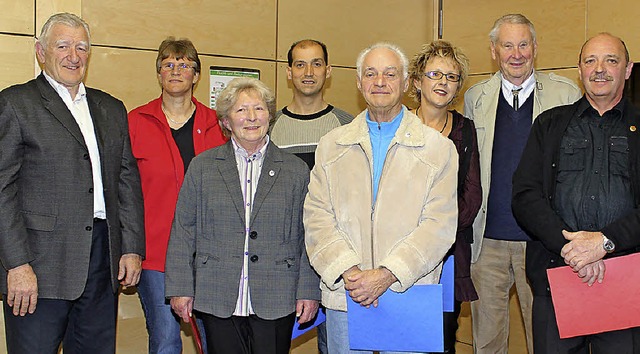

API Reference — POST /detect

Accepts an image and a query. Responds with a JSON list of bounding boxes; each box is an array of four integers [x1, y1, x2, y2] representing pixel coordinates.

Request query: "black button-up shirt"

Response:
[[555, 98, 634, 232]]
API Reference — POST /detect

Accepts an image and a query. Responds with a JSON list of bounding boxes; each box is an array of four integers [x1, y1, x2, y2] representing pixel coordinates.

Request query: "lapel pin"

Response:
[[630, 126, 637, 132], [269, 170, 275, 177]]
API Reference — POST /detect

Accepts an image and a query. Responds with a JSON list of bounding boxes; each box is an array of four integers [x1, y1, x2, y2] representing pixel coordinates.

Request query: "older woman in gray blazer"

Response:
[[165, 77, 320, 354]]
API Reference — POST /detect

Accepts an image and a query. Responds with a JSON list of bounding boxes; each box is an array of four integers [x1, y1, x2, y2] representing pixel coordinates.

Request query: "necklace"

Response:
[[417, 107, 448, 134], [162, 103, 194, 125]]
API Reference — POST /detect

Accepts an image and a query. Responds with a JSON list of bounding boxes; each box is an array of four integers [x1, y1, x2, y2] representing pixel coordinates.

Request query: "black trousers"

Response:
[[3, 219, 117, 354], [200, 312, 296, 354], [533, 295, 637, 354]]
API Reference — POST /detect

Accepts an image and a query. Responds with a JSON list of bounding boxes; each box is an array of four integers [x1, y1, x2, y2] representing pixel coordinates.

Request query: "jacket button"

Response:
[[89, 188, 93, 193], [250, 255, 259, 262], [83, 153, 90, 160], [86, 226, 92, 231], [551, 163, 556, 168], [249, 231, 258, 239]]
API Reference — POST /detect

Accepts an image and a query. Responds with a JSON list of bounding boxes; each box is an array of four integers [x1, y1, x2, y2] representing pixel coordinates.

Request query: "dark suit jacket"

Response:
[[512, 96, 640, 296], [0, 74, 145, 299], [165, 141, 320, 320]]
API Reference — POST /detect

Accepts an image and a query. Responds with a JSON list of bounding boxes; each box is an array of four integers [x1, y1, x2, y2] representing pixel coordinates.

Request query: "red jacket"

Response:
[[128, 96, 227, 271]]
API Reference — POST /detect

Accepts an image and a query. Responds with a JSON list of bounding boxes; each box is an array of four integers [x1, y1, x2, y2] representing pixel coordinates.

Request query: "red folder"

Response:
[[547, 252, 640, 338], [189, 313, 204, 354]]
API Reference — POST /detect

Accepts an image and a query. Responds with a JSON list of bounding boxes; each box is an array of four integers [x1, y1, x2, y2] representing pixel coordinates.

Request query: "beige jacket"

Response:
[[304, 107, 458, 311], [463, 71, 582, 263]]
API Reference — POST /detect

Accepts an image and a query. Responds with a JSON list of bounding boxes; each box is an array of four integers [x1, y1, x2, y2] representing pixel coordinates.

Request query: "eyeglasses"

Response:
[[160, 62, 195, 72], [424, 71, 461, 82]]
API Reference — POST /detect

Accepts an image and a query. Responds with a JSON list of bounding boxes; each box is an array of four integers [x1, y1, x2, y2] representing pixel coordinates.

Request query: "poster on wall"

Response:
[[210, 66, 261, 109]]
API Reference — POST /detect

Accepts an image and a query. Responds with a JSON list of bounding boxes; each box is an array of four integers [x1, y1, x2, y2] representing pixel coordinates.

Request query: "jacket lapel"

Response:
[[217, 142, 247, 225], [250, 143, 281, 227], [36, 74, 86, 148]]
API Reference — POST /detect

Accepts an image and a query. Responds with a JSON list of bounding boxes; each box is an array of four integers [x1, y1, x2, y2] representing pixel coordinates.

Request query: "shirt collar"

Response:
[[501, 70, 536, 94], [365, 107, 404, 138], [42, 71, 86, 102], [231, 135, 270, 160], [577, 96, 626, 119]]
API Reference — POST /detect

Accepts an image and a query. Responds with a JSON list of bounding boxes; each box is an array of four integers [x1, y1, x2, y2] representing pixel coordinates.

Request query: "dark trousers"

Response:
[[200, 312, 296, 354], [533, 295, 636, 354], [443, 300, 462, 353], [3, 219, 117, 354]]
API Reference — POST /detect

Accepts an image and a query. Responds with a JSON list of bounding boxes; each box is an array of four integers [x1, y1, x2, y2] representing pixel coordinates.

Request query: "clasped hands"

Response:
[[343, 266, 397, 308], [560, 230, 607, 286]]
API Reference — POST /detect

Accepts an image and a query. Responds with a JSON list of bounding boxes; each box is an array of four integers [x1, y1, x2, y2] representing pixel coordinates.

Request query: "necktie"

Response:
[[513, 87, 522, 111]]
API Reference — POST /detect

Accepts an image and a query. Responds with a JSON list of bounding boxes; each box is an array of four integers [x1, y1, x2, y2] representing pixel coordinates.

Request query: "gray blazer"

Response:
[[0, 74, 145, 299], [165, 141, 320, 320]]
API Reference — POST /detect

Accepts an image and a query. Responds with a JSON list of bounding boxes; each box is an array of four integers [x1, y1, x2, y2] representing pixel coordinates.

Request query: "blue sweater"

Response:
[[366, 109, 404, 203]]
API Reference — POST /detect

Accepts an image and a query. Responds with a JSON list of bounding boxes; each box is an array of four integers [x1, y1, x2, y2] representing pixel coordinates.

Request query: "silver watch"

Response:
[[603, 234, 615, 253]]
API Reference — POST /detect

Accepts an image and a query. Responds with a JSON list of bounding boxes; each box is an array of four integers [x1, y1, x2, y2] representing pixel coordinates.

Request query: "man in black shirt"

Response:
[[513, 33, 640, 353]]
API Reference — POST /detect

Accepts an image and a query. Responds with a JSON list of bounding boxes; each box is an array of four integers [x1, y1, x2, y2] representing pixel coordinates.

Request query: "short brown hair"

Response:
[[156, 37, 201, 75]]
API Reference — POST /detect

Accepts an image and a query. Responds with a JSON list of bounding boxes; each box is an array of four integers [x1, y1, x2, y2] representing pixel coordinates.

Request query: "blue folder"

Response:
[[347, 284, 444, 352], [441, 255, 454, 312], [291, 307, 326, 339]]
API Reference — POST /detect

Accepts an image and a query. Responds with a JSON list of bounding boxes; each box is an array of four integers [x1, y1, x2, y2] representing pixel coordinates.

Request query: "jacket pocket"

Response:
[[21, 211, 56, 231], [609, 136, 629, 178]]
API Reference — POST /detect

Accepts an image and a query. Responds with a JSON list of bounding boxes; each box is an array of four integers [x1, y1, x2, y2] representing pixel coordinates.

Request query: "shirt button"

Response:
[[551, 163, 556, 168], [89, 188, 93, 193], [83, 153, 90, 160], [594, 170, 599, 174], [250, 231, 258, 239], [590, 195, 596, 200], [250, 255, 259, 262], [86, 226, 92, 231]]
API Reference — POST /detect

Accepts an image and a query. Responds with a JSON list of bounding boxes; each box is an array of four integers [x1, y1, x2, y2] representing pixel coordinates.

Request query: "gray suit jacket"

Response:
[[165, 141, 320, 320], [0, 74, 145, 299]]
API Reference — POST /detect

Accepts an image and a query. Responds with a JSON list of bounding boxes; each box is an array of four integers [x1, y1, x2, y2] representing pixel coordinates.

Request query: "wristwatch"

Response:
[[602, 234, 615, 253]]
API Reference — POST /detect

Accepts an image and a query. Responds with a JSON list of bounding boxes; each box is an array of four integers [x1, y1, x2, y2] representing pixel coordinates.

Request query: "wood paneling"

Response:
[[0, 35, 36, 90], [81, 0, 277, 59], [587, 1, 640, 61], [0, 0, 34, 35], [84, 46, 276, 112], [442, 0, 585, 74], [36, 0, 82, 35], [277, 0, 436, 68]]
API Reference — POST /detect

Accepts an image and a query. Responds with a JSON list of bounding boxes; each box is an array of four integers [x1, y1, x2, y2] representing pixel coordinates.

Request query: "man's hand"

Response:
[[295, 299, 320, 324], [560, 230, 607, 272], [118, 253, 142, 287], [6, 263, 38, 316], [345, 267, 397, 308], [170, 296, 193, 323], [576, 260, 605, 286]]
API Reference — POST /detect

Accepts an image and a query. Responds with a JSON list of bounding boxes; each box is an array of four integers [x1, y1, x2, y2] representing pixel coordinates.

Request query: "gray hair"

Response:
[[356, 42, 409, 80], [489, 14, 536, 45], [216, 77, 277, 138], [38, 13, 91, 50]]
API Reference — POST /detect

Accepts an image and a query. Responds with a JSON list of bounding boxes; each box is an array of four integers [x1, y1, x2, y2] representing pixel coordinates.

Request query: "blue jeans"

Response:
[[138, 270, 207, 354], [326, 309, 426, 354]]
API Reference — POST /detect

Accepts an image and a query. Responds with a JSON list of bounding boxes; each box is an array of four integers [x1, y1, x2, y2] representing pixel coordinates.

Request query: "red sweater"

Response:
[[128, 96, 227, 272]]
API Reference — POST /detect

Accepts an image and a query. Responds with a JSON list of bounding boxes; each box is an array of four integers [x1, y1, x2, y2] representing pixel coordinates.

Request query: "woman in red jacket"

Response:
[[128, 37, 227, 354]]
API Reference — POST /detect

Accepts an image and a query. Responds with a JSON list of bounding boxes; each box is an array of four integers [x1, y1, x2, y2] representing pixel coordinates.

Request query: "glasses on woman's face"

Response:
[[423, 70, 461, 82], [160, 62, 195, 72]]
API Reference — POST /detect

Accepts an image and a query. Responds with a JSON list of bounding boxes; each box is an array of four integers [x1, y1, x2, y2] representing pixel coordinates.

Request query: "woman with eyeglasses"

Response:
[[128, 37, 227, 354], [408, 40, 482, 354]]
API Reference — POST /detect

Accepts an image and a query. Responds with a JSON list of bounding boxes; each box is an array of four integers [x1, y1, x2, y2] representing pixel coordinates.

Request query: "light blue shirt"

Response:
[[366, 109, 404, 203]]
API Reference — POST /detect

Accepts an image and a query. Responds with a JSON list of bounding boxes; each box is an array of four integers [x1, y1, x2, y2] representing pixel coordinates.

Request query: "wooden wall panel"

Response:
[[277, 0, 436, 68], [84, 47, 276, 112], [442, 0, 585, 74], [275, 63, 364, 115], [587, 1, 640, 61], [0, 0, 34, 34], [36, 0, 82, 35], [81, 0, 277, 59], [0, 36, 36, 90]]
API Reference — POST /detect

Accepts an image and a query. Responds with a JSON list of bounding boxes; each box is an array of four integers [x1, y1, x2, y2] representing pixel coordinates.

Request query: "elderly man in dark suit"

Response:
[[166, 77, 320, 354], [0, 13, 144, 354]]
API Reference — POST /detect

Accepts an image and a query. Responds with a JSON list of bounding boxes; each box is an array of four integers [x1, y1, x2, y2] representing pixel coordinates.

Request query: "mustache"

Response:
[[590, 73, 614, 81]]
